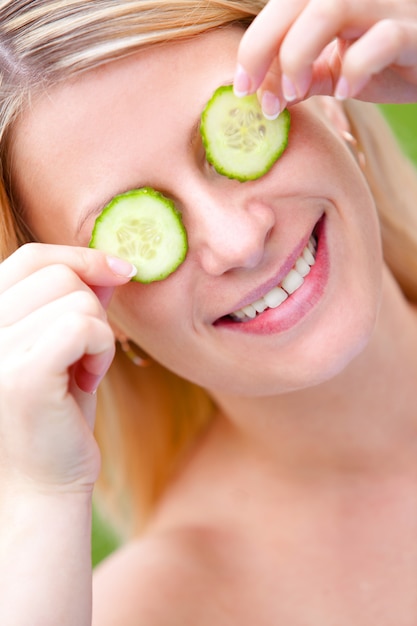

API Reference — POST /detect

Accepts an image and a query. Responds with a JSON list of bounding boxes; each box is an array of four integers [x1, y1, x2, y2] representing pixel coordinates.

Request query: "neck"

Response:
[[210, 267, 417, 477]]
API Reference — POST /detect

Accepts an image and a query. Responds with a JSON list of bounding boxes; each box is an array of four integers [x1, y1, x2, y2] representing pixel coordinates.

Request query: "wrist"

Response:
[[0, 481, 94, 626], [0, 483, 94, 542]]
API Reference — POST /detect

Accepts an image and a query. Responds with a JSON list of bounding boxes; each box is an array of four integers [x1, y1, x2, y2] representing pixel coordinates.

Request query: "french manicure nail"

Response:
[[282, 74, 297, 102], [233, 64, 251, 97], [335, 76, 350, 100], [261, 91, 281, 120], [106, 255, 137, 278]]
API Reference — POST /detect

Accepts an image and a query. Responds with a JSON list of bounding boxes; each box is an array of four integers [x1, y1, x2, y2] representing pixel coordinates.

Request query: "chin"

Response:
[[212, 305, 378, 398]]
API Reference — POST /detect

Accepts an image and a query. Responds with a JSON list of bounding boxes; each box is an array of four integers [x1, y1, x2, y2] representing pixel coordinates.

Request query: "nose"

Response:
[[182, 183, 275, 276]]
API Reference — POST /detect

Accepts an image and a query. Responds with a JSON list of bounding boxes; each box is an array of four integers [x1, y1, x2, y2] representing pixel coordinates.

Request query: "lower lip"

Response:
[[215, 218, 329, 336]]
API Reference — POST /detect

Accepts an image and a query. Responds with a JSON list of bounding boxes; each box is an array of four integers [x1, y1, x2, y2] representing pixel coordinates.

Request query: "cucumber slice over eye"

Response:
[[89, 187, 188, 283], [200, 85, 291, 182]]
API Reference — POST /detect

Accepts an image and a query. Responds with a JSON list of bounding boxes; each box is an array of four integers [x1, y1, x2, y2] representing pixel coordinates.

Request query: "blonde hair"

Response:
[[1, 0, 417, 538]]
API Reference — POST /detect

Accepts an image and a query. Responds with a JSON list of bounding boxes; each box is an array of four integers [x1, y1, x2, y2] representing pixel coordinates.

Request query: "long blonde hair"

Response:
[[1, 0, 417, 538]]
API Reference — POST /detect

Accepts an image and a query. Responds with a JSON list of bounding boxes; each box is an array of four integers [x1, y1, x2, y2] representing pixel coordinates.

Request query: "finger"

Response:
[[0, 289, 110, 353], [73, 347, 116, 397], [258, 38, 341, 117], [30, 312, 115, 380], [234, 0, 307, 95], [0, 312, 114, 428], [257, 56, 287, 119], [69, 369, 100, 430], [0, 243, 136, 295], [0, 264, 108, 326], [277, 0, 363, 100], [302, 38, 345, 98], [335, 20, 417, 100], [90, 285, 115, 310]]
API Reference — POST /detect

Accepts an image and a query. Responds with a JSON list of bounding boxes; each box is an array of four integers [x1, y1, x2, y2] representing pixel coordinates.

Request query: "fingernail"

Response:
[[335, 76, 350, 100], [79, 351, 115, 394], [261, 91, 281, 120], [85, 373, 104, 395], [233, 64, 251, 97], [106, 255, 137, 278], [282, 74, 297, 102], [75, 367, 106, 395]]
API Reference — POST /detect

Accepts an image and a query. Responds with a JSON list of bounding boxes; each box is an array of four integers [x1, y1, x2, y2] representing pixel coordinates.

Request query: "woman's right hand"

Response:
[[0, 243, 135, 494], [235, 0, 417, 117]]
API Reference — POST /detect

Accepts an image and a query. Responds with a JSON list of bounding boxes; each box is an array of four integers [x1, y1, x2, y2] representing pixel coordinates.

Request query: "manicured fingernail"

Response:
[[282, 74, 297, 102], [233, 64, 251, 97], [85, 371, 107, 395], [261, 91, 281, 120], [80, 351, 115, 394], [335, 76, 350, 100], [106, 255, 137, 278]]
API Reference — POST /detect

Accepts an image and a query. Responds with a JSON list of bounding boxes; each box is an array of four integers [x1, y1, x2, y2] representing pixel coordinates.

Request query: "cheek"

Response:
[[109, 283, 163, 331], [295, 219, 383, 389], [108, 281, 188, 360]]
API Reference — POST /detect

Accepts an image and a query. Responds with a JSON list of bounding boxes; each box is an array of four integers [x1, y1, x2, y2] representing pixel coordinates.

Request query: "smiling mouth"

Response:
[[226, 232, 318, 323]]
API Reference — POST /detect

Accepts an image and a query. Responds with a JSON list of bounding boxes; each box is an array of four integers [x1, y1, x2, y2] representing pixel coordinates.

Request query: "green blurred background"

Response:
[[91, 102, 417, 569]]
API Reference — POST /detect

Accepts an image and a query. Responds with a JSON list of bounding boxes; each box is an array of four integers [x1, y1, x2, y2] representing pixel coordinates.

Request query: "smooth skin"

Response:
[[0, 246, 135, 625], [1, 1, 417, 624], [234, 0, 417, 117]]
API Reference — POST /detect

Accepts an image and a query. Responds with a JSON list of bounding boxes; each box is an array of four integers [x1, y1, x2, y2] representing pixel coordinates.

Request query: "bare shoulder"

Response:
[[92, 526, 226, 626]]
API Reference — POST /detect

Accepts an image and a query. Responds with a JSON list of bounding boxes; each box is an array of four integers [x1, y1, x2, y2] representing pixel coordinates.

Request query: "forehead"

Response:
[[9, 27, 243, 239], [12, 26, 243, 144]]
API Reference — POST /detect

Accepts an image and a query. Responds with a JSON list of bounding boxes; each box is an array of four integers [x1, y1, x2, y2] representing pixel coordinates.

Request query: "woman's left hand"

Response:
[[234, 0, 417, 118]]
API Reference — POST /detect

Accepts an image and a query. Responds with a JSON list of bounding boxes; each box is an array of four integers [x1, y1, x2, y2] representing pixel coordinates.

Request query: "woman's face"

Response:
[[11, 27, 382, 396]]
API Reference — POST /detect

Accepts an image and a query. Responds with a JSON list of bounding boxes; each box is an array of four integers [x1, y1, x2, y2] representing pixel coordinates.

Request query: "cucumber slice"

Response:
[[89, 187, 187, 283], [200, 85, 290, 182]]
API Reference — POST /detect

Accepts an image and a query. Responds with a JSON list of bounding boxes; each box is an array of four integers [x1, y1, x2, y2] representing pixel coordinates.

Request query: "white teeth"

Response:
[[281, 268, 304, 294], [241, 304, 257, 319], [253, 298, 268, 313], [263, 286, 288, 308], [308, 238, 316, 254], [302, 246, 315, 266], [230, 309, 247, 321], [229, 234, 317, 322], [295, 257, 310, 277]]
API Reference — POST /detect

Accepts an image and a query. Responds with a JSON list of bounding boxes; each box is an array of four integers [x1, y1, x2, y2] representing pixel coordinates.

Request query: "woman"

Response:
[[1, 1, 417, 624]]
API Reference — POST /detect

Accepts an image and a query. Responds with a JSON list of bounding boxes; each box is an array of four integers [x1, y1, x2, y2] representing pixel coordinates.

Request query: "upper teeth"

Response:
[[230, 235, 317, 322]]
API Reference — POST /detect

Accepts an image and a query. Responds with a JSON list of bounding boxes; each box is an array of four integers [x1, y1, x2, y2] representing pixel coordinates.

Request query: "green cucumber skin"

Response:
[[89, 187, 188, 284], [200, 85, 291, 182]]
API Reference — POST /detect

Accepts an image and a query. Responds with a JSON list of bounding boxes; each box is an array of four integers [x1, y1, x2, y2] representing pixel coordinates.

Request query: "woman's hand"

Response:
[[0, 243, 135, 494], [234, 0, 417, 118]]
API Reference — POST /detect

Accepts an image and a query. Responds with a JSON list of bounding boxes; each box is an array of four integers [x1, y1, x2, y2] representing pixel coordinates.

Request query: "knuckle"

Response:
[[45, 262, 78, 285], [312, 0, 349, 21], [59, 310, 92, 338], [78, 246, 97, 272], [59, 312, 113, 351], [97, 323, 116, 349], [61, 308, 108, 334], [379, 18, 406, 47], [70, 289, 103, 318], [16, 242, 43, 266]]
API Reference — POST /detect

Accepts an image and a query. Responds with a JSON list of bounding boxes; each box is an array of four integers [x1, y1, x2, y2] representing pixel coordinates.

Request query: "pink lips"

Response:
[[215, 217, 328, 335]]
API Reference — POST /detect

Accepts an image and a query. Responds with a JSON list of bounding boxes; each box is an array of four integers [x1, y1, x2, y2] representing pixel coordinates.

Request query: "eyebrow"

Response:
[[75, 81, 233, 236], [76, 203, 103, 235], [76, 195, 112, 236], [76, 184, 144, 236], [190, 117, 201, 146]]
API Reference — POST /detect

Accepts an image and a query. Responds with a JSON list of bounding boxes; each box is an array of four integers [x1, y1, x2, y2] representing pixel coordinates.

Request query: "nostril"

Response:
[[181, 183, 276, 275], [195, 232, 266, 276], [265, 223, 274, 245], [195, 207, 275, 275]]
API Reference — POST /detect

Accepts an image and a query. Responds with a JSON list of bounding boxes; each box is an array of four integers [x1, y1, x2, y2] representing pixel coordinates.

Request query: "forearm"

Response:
[[0, 489, 94, 626]]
